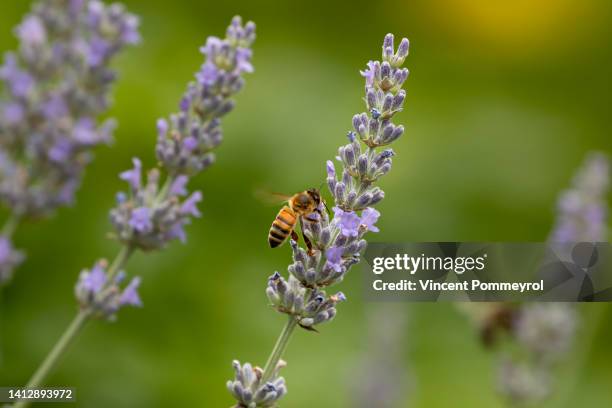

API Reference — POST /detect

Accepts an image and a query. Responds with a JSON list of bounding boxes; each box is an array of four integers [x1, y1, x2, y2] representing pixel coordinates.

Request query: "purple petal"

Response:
[[119, 277, 142, 306], [129, 207, 153, 233], [169, 175, 189, 196], [361, 207, 380, 232], [82, 263, 107, 293], [119, 158, 142, 190], [181, 191, 203, 217]]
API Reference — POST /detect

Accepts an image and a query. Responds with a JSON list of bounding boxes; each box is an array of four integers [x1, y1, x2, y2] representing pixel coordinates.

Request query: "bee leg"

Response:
[[299, 217, 315, 256], [291, 230, 300, 242]]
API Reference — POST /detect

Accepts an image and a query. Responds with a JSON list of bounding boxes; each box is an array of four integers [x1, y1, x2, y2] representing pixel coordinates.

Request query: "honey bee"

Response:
[[268, 188, 324, 252], [480, 305, 515, 348]]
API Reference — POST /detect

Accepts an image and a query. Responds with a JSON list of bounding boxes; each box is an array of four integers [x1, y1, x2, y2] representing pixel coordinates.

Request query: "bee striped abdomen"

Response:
[[268, 206, 296, 248]]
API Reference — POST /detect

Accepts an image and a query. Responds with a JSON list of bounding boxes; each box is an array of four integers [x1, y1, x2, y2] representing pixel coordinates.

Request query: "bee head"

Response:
[[306, 188, 321, 205]]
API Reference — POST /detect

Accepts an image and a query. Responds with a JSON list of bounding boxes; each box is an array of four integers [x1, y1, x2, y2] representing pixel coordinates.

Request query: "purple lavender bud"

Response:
[[367, 90, 377, 110], [326, 160, 336, 179], [335, 182, 346, 201], [346, 191, 357, 206], [378, 162, 392, 176], [371, 188, 385, 204], [338, 145, 353, 168], [381, 61, 391, 79], [383, 34, 394, 53], [358, 154, 368, 175], [368, 117, 380, 138], [396, 38, 410, 61], [356, 193, 372, 208], [392, 90, 406, 110], [374, 149, 395, 166], [347, 131, 357, 142], [382, 93, 394, 112], [320, 228, 332, 246], [342, 169, 352, 186], [352, 114, 364, 136], [371, 108, 381, 119], [393, 68, 409, 86]]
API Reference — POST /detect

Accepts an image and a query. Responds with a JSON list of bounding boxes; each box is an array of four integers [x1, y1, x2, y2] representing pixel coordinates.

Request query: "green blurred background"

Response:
[[1, 0, 612, 406]]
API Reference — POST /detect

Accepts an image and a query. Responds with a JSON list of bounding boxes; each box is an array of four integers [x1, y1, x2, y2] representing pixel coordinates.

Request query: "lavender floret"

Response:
[[75, 260, 142, 320]]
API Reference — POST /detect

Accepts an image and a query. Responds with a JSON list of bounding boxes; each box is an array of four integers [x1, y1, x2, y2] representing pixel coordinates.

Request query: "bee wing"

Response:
[[253, 187, 292, 205]]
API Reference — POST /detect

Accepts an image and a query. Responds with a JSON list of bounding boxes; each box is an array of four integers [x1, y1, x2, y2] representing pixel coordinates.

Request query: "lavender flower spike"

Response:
[[551, 152, 609, 242], [496, 153, 609, 404], [113, 16, 256, 250], [458, 153, 610, 406], [0, 0, 139, 283], [229, 33, 410, 406], [16, 17, 255, 398]]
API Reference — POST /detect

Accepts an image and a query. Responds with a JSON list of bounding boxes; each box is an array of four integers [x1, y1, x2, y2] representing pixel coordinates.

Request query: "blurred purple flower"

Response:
[[129, 207, 152, 233], [119, 277, 142, 306], [15, 16, 46, 46], [119, 158, 142, 190]]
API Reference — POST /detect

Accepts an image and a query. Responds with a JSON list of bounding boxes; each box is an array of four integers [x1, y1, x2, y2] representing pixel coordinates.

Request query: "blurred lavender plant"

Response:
[[349, 303, 411, 408], [461, 153, 609, 405], [551, 152, 609, 243], [497, 153, 609, 404], [228, 33, 410, 407], [0, 0, 139, 283], [13, 17, 255, 404]]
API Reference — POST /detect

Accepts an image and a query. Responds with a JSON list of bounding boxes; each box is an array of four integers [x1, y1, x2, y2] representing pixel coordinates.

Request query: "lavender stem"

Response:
[[1, 214, 20, 238], [261, 316, 298, 384], [14, 244, 133, 404], [16, 310, 89, 407]]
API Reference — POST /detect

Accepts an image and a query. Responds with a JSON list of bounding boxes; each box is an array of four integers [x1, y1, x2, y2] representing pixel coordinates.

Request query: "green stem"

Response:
[[11, 245, 134, 408], [12, 310, 90, 408], [105, 244, 134, 282], [261, 316, 298, 384], [1, 213, 21, 238]]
